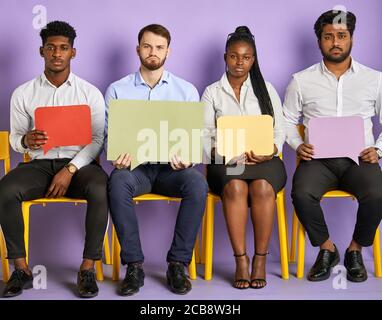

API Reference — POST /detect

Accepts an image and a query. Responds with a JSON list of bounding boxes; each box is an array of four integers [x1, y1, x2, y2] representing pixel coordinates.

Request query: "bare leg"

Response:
[[14, 258, 32, 276], [80, 259, 95, 271], [248, 179, 275, 288], [222, 179, 250, 289]]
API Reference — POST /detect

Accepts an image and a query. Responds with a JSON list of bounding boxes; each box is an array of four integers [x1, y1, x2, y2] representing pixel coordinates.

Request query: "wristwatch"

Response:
[[376, 148, 382, 160], [65, 163, 78, 174]]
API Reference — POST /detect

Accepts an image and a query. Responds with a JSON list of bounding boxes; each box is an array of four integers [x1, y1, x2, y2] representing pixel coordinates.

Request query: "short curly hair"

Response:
[[40, 21, 77, 46]]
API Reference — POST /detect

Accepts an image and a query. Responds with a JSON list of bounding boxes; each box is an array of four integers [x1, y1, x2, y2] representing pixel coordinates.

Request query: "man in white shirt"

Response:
[[0, 21, 108, 298], [284, 10, 382, 283]]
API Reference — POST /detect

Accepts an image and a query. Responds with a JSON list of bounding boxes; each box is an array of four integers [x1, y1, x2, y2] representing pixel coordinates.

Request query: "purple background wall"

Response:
[[0, 0, 381, 270]]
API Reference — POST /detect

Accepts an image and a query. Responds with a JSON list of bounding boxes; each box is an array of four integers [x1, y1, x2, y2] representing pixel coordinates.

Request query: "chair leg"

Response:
[[95, 260, 104, 281], [103, 229, 111, 265], [204, 195, 215, 280], [283, 197, 290, 259], [188, 249, 197, 280], [1, 229, 10, 282], [201, 211, 207, 265], [112, 226, 121, 281], [194, 235, 201, 264], [276, 191, 289, 280], [373, 227, 382, 278], [296, 219, 306, 279], [21, 202, 32, 265], [290, 210, 299, 263]]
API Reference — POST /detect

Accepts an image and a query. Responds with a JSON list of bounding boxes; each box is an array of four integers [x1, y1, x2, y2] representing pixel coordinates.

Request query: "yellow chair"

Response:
[[196, 155, 290, 281], [289, 125, 382, 278], [111, 193, 197, 281], [19, 154, 111, 282], [0, 131, 11, 282], [1, 149, 111, 282]]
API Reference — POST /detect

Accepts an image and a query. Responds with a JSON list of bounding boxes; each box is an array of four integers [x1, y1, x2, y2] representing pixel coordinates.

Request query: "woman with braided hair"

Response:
[[202, 26, 287, 289]]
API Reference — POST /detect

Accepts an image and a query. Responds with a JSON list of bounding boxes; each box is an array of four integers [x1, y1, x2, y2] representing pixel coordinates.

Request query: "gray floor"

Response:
[[1, 259, 381, 300]]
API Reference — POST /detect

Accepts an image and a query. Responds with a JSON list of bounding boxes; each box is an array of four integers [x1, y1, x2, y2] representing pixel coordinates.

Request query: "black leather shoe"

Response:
[[119, 263, 145, 296], [77, 269, 99, 298], [344, 249, 368, 282], [3, 269, 33, 298], [166, 261, 191, 295], [308, 244, 340, 281]]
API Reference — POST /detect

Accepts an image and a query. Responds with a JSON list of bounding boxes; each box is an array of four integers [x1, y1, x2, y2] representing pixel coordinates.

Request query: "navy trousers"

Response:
[[108, 164, 208, 265]]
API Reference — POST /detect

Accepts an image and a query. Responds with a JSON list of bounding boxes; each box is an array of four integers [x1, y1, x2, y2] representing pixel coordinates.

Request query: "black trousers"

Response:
[[292, 158, 382, 247], [0, 159, 108, 260]]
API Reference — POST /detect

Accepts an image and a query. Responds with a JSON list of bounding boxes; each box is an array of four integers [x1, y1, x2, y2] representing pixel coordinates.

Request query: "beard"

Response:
[[140, 55, 166, 71], [321, 43, 352, 63]]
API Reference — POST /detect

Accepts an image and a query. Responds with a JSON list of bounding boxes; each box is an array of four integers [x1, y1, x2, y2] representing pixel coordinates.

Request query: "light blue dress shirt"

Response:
[[104, 70, 200, 154]]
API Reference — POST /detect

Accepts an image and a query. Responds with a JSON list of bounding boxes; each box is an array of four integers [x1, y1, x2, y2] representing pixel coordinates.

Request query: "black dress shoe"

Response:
[[344, 249, 368, 282], [119, 263, 145, 296], [3, 269, 33, 298], [166, 261, 191, 295], [308, 244, 340, 281], [77, 269, 99, 298]]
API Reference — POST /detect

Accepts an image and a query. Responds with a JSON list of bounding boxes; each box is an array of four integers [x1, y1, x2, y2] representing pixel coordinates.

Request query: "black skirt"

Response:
[[207, 157, 287, 197]]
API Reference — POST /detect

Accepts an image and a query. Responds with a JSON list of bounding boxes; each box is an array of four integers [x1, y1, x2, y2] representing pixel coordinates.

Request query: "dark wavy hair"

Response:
[[40, 21, 77, 46], [225, 26, 274, 118], [314, 10, 356, 39]]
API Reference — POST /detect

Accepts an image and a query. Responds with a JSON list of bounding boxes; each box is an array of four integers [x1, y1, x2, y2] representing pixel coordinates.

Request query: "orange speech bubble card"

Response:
[[34, 105, 92, 154]]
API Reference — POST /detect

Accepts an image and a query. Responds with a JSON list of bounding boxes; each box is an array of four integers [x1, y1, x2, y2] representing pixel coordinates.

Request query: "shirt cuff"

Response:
[[275, 143, 283, 157], [69, 157, 88, 170], [17, 135, 29, 152], [288, 137, 304, 151], [375, 142, 382, 153]]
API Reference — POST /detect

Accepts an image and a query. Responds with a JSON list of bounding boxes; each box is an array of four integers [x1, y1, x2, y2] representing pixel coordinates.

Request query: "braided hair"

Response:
[[226, 26, 274, 118]]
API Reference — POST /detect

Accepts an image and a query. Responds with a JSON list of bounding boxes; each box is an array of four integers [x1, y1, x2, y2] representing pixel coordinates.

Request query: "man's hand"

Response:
[[297, 143, 314, 161], [170, 155, 192, 170], [45, 168, 73, 198], [112, 154, 132, 169], [24, 130, 49, 150], [360, 147, 379, 163]]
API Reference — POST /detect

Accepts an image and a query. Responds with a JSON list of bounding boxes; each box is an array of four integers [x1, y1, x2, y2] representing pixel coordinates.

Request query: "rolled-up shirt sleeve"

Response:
[[188, 85, 200, 102], [103, 84, 118, 158], [267, 83, 285, 156], [283, 76, 304, 150], [70, 89, 105, 169], [374, 73, 382, 151], [201, 86, 216, 162], [10, 89, 31, 153]]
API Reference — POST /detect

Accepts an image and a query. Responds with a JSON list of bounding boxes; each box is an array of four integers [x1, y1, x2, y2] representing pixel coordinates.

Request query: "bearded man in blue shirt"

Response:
[[105, 24, 208, 296]]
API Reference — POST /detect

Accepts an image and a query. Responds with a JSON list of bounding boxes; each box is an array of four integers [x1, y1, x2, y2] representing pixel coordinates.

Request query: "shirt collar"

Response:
[[218, 72, 251, 92], [134, 70, 170, 87], [320, 57, 358, 75], [40, 72, 74, 88]]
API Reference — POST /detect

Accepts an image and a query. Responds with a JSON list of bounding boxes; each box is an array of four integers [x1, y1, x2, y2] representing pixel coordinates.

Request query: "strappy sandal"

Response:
[[250, 251, 268, 289], [233, 252, 250, 289]]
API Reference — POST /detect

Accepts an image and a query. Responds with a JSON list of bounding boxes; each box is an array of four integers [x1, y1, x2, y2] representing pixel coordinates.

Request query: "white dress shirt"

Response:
[[202, 72, 286, 158], [283, 59, 382, 151], [10, 72, 105, 169]]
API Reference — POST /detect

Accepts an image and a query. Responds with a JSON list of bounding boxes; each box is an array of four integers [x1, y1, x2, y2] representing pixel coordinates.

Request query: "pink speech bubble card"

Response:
[[308, 116, 365, 164]]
